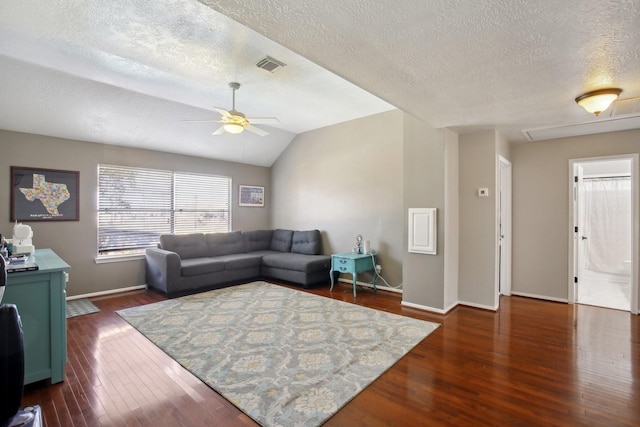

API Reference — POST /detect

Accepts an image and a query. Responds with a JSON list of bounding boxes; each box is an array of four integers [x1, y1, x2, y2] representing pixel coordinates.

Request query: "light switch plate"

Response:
[[478, 188, 489, 197]]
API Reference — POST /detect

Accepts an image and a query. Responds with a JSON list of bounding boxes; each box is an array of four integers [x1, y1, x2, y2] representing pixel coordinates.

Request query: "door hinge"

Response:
[[574, 176, 578, 183], [574, 276, 578, 283], [575, 226, 578, 233]]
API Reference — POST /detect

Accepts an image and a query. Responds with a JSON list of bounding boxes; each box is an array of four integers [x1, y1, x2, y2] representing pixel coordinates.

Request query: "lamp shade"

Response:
[[575, 88, 622, 116], [223, 123, 244, 134]]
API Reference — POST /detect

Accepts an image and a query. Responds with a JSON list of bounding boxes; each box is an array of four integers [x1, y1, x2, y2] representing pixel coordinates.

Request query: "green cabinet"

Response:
[[4, 249, 69, 385], [329, 252, 377, 297]]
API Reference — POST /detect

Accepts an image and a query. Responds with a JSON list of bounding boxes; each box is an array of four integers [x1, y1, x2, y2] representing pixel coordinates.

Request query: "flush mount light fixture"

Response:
[[575, 88, 622, 116], [223, 123, 244, 134]]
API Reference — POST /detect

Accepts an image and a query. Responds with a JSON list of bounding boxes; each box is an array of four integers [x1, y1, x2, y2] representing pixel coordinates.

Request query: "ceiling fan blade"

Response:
[[184, 84, 275, 137], [247, 117, 280, 125], [213, 107, 232, 118], [245, 124, 269, 136]]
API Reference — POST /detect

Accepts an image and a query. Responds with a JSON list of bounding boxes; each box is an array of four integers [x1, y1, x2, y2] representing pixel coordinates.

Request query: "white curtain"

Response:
[[582, 177, 631, 275]]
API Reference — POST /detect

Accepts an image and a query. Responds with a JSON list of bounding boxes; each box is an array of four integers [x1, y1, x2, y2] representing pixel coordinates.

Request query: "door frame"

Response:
[[568, 154, 639, 314], [498, 156, 512, 296]]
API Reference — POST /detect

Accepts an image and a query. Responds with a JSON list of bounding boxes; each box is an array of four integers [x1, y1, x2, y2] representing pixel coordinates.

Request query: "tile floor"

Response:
[[578, 269, 631, 311]]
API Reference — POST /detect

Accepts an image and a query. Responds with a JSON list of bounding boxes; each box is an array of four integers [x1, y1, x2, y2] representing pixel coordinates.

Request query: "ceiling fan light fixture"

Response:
[[223, 123, 244, 134], [575, 88, 622, 116]]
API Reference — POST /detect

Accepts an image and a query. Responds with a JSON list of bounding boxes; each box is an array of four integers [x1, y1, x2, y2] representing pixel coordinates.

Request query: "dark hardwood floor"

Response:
[[22, 281, 640, 426]]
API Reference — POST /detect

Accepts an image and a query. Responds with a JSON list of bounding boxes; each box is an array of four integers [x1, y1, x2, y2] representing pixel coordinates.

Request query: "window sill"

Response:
[[95, 254, 145, 264]]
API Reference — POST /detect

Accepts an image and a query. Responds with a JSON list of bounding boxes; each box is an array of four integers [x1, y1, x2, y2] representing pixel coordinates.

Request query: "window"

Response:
[[98, 165, 231, 257]]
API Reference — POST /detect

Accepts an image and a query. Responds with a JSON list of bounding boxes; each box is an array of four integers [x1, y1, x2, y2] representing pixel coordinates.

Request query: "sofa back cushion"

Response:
[[270, 229, 293, 252], [206, 231, 246, 257], [291, 230, 322, 255], [243, 229, 274, 252], [159, 233, 208, 259]]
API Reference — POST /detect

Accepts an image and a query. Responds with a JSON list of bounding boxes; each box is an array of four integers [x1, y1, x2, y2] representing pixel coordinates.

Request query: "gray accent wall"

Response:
[[444, 129, 460, 310], [458, 130, 499, 309], [6, 115, 632, 312], [0, 130, 270, 296], [511, 128, 640, 309], [270, 110, 405, 288], [271, 110, 465, 311], [401, 114, 448, 309], [271, 110, 462, 311]]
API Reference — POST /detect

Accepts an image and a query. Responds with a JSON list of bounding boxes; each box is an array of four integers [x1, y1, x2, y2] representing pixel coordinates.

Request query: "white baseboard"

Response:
[[337, 278, 403, 294], [442, 301, 458, 313], [401, 300, 455, 314], [67, 285, 147, 301], [510, 291, 568, 304], [458, 300, 499, 311]]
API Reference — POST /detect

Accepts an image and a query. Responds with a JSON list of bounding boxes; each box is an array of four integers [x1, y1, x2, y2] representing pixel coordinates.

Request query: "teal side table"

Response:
[[330, 252, 377, 297], [4, 248, 69, 385]]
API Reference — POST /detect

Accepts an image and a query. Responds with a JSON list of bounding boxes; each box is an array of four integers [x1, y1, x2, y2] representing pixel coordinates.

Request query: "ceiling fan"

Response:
[[183, 82, 279, 136]]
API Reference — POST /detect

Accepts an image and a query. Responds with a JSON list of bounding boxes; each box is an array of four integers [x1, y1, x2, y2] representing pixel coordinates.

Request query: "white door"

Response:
[[570, 156, 638, 313], [573, 164, 585, 302], [498, 157, 512, 296]]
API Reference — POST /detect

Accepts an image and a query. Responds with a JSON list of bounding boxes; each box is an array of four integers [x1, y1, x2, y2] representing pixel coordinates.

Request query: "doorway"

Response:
[[569, 155, 638, 313]]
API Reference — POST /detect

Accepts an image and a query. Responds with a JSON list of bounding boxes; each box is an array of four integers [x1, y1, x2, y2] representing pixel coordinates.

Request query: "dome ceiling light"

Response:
[[575, 88, 622, 116]]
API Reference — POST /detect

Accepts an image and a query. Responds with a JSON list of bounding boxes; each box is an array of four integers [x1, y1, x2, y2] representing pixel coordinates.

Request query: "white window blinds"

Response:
[[174, 172, 232, 235], [98, 165, 231, 256]]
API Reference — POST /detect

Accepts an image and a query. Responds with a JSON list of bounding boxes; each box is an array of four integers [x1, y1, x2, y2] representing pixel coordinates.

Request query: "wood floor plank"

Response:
[[20, 281, 640, 426]]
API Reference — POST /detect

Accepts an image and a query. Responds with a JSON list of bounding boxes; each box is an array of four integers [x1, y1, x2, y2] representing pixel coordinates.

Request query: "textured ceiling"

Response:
[[198, 0, 640, 139], [0, 0, 393, 166], [1, 0, 639, 166]]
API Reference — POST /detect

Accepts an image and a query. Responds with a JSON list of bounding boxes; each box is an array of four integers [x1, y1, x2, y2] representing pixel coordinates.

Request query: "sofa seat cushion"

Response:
[[180, 257, 225, 277], [261, 253, 331, 273], [214, 254, 263, 271], [160, 233, 209, 260]]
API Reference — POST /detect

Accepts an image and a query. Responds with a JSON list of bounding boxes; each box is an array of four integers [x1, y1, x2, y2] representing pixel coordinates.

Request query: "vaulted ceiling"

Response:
[[1, 0, 639, 167]]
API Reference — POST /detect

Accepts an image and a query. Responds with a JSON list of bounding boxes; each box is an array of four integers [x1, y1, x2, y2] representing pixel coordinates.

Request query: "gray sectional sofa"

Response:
[[145, 229, 331, 296]]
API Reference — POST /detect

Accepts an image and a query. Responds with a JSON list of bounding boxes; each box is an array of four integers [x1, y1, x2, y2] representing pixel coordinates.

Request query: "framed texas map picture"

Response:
[[11, 166, 80, 221]]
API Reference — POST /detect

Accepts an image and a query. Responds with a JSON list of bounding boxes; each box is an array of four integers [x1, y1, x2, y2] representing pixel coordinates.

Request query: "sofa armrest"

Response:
[[145, 247, 181, 294]]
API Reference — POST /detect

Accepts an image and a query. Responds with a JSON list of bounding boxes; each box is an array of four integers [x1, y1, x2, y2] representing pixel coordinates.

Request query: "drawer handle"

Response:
[[339, 266, 348, 272], [339, 259, 347, 264]]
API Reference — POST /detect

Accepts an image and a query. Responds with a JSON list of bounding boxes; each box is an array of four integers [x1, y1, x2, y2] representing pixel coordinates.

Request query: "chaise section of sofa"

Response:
[[145, 229, 331, 296], [261, 229, 331, 286]]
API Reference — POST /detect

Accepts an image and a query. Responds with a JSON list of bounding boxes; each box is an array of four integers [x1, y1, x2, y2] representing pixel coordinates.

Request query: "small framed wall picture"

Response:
[[239, 185, 265, 207], [11, 166, 80, 221]]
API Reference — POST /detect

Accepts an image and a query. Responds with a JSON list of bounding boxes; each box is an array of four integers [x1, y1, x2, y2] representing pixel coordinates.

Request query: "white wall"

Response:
[[0, 130, 270, 296], [271, 110, 405, 287]]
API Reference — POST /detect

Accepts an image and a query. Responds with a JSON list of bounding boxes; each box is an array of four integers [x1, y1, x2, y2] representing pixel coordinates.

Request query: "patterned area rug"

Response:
[[117, 282, 439, 427], [66, 298, 100, 318]]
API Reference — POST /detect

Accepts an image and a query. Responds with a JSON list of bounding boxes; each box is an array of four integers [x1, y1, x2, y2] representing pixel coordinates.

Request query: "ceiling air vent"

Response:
[[256, 56, 286, 73]]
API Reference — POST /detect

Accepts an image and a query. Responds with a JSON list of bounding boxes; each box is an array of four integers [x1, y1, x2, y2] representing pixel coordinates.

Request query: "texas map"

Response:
[[19, 173, 70, 216]]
